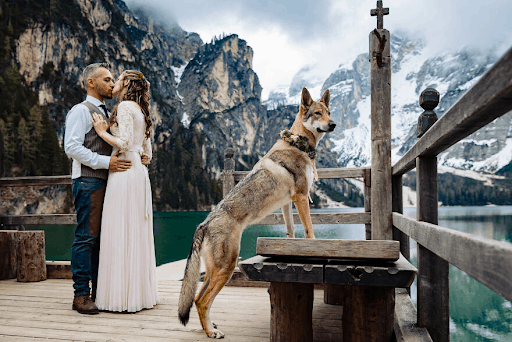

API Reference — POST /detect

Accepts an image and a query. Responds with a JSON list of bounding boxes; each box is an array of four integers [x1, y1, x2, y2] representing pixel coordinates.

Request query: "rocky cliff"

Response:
[[1, 0, 346, 214], [1, 0, 218, 213]]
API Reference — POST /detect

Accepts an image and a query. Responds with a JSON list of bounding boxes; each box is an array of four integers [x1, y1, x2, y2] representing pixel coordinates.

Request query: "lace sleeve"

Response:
[[114, 102, 134, 151], [143, 136, 152, 160]]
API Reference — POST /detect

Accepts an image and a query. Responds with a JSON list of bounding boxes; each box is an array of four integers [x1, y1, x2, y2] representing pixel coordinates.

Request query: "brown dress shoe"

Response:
[[72, 295, 99, 315]]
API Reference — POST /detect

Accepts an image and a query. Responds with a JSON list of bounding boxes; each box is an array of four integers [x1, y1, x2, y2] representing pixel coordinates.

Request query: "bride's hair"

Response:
[[110, 70, 153, 139]]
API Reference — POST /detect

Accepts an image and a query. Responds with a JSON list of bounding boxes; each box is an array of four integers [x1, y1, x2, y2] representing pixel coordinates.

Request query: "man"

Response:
[[64, 62, 133, 314]]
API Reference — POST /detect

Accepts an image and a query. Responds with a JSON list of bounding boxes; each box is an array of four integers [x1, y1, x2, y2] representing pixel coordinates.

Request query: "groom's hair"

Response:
[[82, 62, 111, 88]]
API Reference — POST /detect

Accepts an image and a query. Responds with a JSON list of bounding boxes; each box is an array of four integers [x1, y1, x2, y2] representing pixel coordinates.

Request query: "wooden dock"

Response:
[[0, 278, 343, 341]]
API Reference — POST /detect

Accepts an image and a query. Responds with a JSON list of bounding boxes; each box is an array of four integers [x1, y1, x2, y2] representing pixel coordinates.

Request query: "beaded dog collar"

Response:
[[279, 129, 317, 160]]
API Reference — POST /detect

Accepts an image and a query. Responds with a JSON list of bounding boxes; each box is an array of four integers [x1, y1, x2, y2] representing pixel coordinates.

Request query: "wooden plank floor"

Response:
[[0, 279, 342, 341]]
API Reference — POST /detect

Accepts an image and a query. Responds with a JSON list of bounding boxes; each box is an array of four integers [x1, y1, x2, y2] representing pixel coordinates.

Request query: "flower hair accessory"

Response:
[[136, 72, 147, 82], [279, 128, 317, 159]]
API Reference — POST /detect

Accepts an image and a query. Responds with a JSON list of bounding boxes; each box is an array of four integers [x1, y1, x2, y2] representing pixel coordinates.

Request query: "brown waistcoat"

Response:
[[80, 101, 112, 179]]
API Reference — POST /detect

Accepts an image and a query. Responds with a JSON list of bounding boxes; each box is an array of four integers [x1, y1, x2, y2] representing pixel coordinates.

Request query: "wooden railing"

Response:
[[222, 156, 372, 237], [0, 175, 76, 229], [391, 45, 512, 342]]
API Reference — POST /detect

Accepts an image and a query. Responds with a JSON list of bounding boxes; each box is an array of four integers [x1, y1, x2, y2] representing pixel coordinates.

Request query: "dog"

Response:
[[178, 87, 335, 338]]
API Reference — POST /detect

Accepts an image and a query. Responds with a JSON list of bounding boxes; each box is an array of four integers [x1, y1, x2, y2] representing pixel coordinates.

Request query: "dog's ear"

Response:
[[320, 89, 330, 108], [301, 87, 313, 109]]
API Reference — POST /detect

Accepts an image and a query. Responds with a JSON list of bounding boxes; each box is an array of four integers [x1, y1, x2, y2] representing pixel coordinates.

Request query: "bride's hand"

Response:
[[90, 113, 109, 136]]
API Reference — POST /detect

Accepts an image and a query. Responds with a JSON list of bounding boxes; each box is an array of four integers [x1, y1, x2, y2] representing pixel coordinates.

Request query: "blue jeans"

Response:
[[71, 177, 107, 297]]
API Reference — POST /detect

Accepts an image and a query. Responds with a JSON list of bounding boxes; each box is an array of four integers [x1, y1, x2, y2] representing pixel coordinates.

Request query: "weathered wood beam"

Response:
[[1, 214, 77, 226], [393, 212, 512, 302], [394, 288, 433, 342], [256, 237, 399, 260], [233, 167, 369, 182], [363, 169, 372, 240], [416, 156, 448, 342], [370, 27, 392, 241], [0, 175, 72, 187], [393, 46, 512, 176], [392, 175, 409, 261], [255, 212, 370, 225]]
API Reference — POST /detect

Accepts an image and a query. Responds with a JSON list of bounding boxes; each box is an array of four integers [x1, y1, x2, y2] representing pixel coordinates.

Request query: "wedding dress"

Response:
[[95, 101, 158, 312]]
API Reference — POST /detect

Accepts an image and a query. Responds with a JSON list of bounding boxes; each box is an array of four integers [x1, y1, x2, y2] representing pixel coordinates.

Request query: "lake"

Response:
[[33, 205, 512, 342]]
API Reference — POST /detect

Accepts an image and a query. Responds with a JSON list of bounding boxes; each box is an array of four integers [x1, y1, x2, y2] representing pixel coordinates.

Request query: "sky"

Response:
[[124, 0, 512, 100]]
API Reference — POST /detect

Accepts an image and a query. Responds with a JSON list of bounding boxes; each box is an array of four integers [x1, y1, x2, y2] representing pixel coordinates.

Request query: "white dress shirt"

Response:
[[64, 95, 111, 179]]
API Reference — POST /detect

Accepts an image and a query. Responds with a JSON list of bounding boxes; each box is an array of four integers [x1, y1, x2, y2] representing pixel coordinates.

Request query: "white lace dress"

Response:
[[95, 101, 158, 312]]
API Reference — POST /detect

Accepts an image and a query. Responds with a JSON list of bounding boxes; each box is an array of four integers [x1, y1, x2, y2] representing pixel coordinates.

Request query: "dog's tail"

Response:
[[178, 223, 206, 325]]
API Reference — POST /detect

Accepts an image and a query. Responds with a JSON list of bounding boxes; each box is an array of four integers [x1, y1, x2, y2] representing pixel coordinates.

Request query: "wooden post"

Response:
[[17, 231, 47, 282], [370, 17, 392, 240], [364, 169, 372, 240], [342, 285, 395, 342], [415, 87, 448, 342], [0, 230, 18, 279], [392, 175, 409, 260], [417, 157, 449, 342], [324, 284, 345, 305], [222, 148, 235, 197], [269, 282, 313, 342]]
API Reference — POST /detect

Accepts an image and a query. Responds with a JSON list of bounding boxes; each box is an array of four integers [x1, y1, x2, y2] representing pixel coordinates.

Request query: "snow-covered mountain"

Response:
[[263, 33, 512, 175]]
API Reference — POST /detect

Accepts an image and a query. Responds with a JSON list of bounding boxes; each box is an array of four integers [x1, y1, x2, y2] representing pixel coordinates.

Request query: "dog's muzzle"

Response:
[[317, 121, 336, 133]]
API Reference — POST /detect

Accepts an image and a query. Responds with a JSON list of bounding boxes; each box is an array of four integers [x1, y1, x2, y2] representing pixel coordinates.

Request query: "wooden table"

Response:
[[240, 254, 417, 342]]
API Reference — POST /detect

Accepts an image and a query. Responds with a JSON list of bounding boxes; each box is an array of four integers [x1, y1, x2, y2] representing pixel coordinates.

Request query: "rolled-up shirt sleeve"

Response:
[[64, 105, 111, 170]]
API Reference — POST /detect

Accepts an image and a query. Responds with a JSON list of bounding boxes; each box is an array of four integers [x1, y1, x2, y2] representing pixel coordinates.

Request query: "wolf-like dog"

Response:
[[178, 87, 335, 338]]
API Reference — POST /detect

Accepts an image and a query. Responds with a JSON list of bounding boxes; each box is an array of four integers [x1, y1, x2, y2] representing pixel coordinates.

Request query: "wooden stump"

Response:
[[269, 282, 313, 342], [324, 284, 345, 305], [342, 285, 395, 342], [0, 230, 18, 280], [17, 231, 46, 282], [46, 260, 72, 279]]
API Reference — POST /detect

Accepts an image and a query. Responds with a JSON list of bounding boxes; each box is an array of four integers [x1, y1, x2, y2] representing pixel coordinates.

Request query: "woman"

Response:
[[90, 70, 158, 312]]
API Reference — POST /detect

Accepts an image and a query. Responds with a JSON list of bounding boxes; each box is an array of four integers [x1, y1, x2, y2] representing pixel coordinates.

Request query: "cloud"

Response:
[[124, 0, 512, 99]]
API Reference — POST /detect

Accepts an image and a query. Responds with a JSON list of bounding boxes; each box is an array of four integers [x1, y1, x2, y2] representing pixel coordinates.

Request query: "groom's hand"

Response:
[[109, 151, 132, 172]]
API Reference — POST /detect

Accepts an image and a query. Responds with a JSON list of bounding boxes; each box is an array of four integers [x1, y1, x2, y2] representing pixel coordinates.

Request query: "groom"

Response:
[[64, 62, 146, 314]]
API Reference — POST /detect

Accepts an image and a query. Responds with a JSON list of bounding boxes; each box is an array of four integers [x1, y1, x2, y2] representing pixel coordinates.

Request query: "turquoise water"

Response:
[[33, 206, 512, 341]]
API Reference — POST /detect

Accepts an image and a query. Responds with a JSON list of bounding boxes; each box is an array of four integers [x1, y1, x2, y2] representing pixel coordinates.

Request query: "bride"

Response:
[[90, 70, 158, 312]]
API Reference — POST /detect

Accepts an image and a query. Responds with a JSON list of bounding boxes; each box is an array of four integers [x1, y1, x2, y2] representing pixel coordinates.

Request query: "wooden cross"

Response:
[[370, 0, 389, 29]]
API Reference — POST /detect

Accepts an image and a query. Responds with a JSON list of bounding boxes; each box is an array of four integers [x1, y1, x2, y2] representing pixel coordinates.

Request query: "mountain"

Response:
[[0, 0, 350, 214], [263, 33, 512, 206], [1, 0, 509, 214], [0, 0, 219, 212]]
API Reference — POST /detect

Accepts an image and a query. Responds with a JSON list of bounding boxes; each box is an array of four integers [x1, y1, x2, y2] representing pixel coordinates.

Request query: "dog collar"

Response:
[[279, 129, 317, 159]]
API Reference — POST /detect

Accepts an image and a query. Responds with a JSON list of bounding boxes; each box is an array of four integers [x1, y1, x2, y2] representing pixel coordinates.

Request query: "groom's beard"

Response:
[[97, 87, 113, 100]]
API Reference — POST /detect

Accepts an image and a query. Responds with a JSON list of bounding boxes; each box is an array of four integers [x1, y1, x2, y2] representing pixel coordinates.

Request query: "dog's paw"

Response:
[[212, 322, 218, 329], [206, 328, 225, 339]]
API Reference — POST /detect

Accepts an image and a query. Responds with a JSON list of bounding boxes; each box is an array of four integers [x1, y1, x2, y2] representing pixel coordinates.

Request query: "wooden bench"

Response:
[[239, 238, 417, 342]]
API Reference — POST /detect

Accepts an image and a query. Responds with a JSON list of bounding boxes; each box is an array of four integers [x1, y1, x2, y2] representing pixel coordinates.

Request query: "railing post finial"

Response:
[[417, 88, 440, 138], [222, 148, 235, 197]]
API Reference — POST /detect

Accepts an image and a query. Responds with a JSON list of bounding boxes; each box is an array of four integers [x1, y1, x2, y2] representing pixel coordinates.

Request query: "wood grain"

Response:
[[394, 288, 433, 342], [269, 282, 314, 342], [415, 156, 449, 341], [1, 214, 77, 226], [16, 231, 46, 282], [0, 175, 71, 187], [393, 212, 512, 302], [256, 212, 370, 225], [0, 278, 346, 342], [0, 230, 18, 280], [256, 237, 399, 260], [370, 28, 392, 241], [233, 167, 369, 182]]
